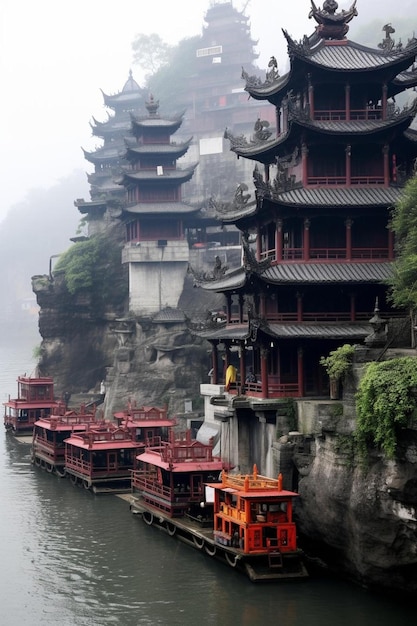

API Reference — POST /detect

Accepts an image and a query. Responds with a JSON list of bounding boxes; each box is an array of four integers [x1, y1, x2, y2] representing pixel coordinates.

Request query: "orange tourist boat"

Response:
[[130, 432, 308, 582], [4, 375, 59, 435]]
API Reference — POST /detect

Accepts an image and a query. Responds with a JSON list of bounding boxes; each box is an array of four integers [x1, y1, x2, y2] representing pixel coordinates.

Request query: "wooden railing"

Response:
[[260, 247, 390, 262]]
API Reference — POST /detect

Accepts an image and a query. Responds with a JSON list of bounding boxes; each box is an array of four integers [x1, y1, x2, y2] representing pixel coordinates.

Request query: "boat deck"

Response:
[[129, 495, 309, 582]]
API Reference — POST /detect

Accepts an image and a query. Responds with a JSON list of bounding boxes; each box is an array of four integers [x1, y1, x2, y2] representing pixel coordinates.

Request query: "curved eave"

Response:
[[230, 132, 289, 163], [195, 322, 250, 341], [130, 112, 185, 134], [122, 201, 199, 215], [123, 138, 192, 160], [267, 322, 370, 340], [217, 200, 258, 224], [82, 146, 123, 163], [118, 164, 198, 185], [267, 186, 403, 209], [102, 90, 143, 108], [289, 38, 417, 75], [261, 262, 394, 285], [200, 267, 248, 292], [291, 109, 417, 138], [244, 71, 291, 103]]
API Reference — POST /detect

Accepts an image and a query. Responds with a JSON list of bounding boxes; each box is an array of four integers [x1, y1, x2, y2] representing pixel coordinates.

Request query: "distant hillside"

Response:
[[0, 169, 87, 328]]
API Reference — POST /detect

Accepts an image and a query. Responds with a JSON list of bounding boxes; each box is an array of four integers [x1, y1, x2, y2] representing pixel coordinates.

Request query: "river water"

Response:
[[0, 329, 415, 626]]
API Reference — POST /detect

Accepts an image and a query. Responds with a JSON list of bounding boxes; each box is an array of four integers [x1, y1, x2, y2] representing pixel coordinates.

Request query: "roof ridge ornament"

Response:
[[309, 0, 358, 40]]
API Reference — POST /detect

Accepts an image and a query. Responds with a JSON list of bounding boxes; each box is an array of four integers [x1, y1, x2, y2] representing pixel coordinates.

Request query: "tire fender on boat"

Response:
[[166, 522, 177, 536], [205, 543, 217, 557], [192, 535, 205, 550], [143, 511, 154, 526]]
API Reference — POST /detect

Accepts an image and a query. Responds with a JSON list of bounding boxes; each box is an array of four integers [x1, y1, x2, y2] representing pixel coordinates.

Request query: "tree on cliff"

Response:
[[387, 170, 417, 329]]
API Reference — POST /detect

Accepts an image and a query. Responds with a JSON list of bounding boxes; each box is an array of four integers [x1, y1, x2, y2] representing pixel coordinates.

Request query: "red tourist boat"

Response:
[[114, 402, 175, 445], [32, 403, 100, 475], [130, 433, 308, 582], [4, 375, 59, 435], [64, 422, 143, 493]]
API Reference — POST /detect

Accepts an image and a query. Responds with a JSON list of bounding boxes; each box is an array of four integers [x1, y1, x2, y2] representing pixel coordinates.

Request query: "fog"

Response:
[[2, 0, 417, 224]]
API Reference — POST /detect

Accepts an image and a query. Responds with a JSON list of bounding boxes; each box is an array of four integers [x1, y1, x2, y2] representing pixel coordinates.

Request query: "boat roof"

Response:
[[123, 419, 175, 428], [138, 451, 224, 473], [64, 436, 141, 451]]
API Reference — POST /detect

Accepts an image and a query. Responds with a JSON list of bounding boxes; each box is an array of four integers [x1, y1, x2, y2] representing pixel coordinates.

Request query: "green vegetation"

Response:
[[355, 357, 417, 459], [54, 234, 127, 308], [388, 172, 417, 313], [320, 344, 355, 381]]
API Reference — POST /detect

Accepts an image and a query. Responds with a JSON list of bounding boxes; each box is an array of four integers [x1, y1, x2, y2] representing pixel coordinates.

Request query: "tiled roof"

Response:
[[262, 262, 393, 284], [196, 323, 249, 341], [120, 165, 197, 183], [274, 186, 402, 207], [125, 141, 191, 155], [123, 201, 198, 215], [304, 40, 417, 72], [267, 322, 370, 339], [200, 267, 247, 291], [218, 186, 401, 223], [152, 308, 186, 323]]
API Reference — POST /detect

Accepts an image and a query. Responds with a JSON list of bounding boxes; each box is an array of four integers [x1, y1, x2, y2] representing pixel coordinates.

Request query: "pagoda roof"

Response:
[[123, 138, 192, 159], [123, 201, 198, 216], [227, 102, 417, 162], [266, 321, 370, 340], [244, 35, 417, 103], [200, 261, 393, 293], [118, 164, 198, 185], [195, 320, 369, 342], [101, 70, 144, 108], [82, 145, 123, 163], [152, 307, 187, 323], [262, 261, 393, 285], [91, 116, 132, 136], [130, 111, 184, 134], [218, 186, 402, 224]]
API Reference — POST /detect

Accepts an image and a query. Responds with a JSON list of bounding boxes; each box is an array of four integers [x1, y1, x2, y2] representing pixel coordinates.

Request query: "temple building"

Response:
[[195, 0, 417, 470], [75, 71, 144, 235], [118, 96, 199, 316]]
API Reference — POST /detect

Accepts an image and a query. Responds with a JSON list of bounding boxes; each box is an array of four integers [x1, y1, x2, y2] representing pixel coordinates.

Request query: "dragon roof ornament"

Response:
[[241, 56, 280, 90], [309, 0, 358, 40], [224, 117, 273, 150]]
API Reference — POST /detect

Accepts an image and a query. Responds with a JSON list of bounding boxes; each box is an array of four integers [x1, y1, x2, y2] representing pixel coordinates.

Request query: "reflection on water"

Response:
[[0, 334, 415, 625]]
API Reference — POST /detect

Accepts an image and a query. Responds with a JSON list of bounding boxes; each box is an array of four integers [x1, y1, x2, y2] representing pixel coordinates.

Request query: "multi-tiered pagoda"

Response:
[[198, 1, 417, 402], [75, 71, 144, 234], [118, 96, 199, 316]]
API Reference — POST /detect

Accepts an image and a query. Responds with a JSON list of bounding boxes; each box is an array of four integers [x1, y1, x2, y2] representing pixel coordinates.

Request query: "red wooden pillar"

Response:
[[259, 293, 266, 318], [297, 347, 304, 397], [308, 74, 314, 118], [256, 225, 261, 261], [388, 226, 394, 261], [303, 218, 310, 262], [345, 144, 351, 186], [345, 84, 350, 121], [276, 218, 283, 262], [382, 83, 388, 120], [383, 144, 390, 186], [345, 218, 353, 261], [350, 293, 356, 322], [212, 344, 218, 384], [239, 346, 246, 391], [276, 104, 281, 135], [296, 292, 303, 322], [301, 143, 308, 186], [239, 295, 244, 323], [260, 348, 269, 398], [226, 294, 232, 324]]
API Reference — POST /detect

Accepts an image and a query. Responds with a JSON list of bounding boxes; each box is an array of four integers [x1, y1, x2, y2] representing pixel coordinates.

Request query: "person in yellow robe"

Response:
[[225, 364, 237, 391]]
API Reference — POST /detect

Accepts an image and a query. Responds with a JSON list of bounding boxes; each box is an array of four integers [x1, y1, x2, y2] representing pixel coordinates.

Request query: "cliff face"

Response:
[[291, 363, 417, 596]]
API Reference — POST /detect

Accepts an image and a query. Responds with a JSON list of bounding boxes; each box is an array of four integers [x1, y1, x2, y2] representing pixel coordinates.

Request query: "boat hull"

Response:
[[130, 496, 309, 582]]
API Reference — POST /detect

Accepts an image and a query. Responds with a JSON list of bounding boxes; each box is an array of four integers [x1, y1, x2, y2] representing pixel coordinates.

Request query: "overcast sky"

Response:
[[1, 0, 416, 224]]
